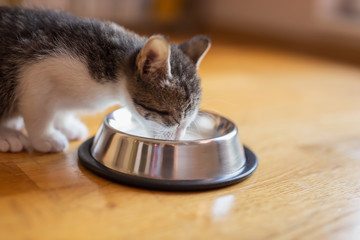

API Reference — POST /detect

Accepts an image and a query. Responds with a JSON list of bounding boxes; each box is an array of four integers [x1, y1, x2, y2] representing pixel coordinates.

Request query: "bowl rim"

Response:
[[102, 108, 239, 145]]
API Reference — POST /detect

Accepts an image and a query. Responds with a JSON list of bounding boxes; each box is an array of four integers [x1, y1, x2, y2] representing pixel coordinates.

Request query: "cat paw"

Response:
[[56, 117, 88, 141], [32, 130, 69, 153], [0, 127, 30, 152]]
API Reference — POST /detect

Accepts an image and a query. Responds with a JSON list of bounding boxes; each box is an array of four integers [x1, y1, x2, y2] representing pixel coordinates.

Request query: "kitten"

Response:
[[0, 7, 210, 153]]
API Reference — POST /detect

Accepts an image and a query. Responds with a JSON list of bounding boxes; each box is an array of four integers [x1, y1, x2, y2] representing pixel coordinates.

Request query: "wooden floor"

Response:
[[1, 41, 360, 240]]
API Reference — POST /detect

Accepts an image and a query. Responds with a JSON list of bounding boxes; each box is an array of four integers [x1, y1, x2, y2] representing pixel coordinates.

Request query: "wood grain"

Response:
[[1, 41, 360, 240]]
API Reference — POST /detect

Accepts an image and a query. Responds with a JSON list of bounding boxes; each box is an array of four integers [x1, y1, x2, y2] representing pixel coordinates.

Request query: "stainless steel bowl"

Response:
[[78, 108, 257, 191]]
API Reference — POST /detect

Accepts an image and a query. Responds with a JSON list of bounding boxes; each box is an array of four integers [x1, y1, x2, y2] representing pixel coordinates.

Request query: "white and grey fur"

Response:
[[0, 7, 210, 153]]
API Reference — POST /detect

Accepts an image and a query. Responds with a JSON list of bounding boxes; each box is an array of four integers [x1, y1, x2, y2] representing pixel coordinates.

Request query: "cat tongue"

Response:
[[175, 127, 186, 140]]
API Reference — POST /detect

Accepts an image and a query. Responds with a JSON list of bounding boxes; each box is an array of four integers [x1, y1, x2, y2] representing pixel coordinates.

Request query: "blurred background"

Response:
[[1, 0, 360, 63]]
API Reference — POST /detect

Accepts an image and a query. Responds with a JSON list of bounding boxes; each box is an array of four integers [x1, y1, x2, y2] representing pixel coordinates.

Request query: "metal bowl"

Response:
[[78, 108, 257, 191]]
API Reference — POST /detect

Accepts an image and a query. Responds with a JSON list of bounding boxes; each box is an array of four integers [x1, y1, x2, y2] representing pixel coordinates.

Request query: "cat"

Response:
[[0, 7, 210, 153]]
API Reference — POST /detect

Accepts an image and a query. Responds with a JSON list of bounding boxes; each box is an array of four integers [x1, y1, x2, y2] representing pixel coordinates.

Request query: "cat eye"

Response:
[[172, 116, 180, 125], [134, 100, 170, 116]]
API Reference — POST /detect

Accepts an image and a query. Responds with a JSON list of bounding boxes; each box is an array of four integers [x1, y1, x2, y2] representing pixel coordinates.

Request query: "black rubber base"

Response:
[[78, 137, 258, 191]]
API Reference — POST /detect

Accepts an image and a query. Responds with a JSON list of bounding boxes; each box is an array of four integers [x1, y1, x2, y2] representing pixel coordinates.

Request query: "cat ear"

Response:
[[179, 36, 211, 69], [136, 35, 171, 80]]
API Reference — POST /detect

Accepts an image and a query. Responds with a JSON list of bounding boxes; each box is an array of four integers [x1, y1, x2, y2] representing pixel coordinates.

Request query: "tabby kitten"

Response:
[[0, 7, 210, 153]]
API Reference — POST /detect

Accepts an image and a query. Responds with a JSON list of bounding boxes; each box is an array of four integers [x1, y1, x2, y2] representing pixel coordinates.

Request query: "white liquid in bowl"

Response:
[[107, 108, 232, 141], [108, 109, 204, 141], [123, 126, 203, 141]]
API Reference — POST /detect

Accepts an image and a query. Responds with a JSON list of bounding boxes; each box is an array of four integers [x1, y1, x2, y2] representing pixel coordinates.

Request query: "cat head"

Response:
[[126, 35, 210, 140]]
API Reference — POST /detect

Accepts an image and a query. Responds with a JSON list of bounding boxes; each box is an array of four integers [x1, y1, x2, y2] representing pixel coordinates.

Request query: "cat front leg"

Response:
[[17, 59, 74, 152]]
